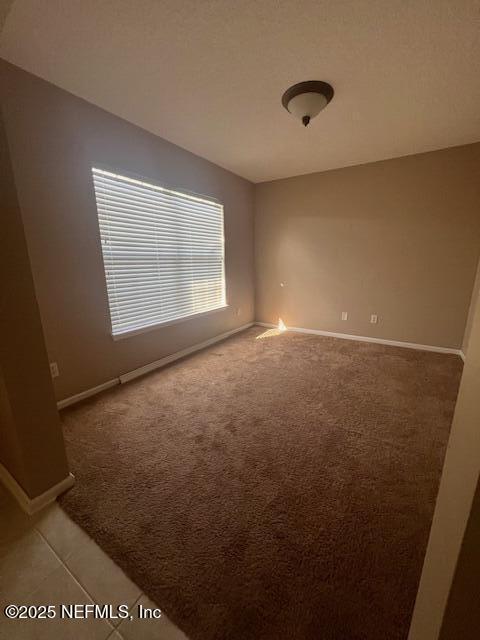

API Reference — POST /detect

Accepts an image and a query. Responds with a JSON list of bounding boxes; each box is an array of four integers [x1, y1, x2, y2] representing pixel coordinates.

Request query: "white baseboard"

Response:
[[57, 379, 119, 410], [256, 322, 463, 357], [119, 322, 254, 383], [0, 463, 75, 515], [57, 322, 255, 408], [56, 320, 462, 412]]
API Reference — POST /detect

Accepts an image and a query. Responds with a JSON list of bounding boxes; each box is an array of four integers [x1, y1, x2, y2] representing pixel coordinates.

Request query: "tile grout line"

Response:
[[130, 593, 144, 610], [106, 626, 123, 639], [115, 592, 144, 637], [35, 526, 115, 636], [2, 529, 63, 604], [35, 527, 91, 595], [36, 523, 145, 638]]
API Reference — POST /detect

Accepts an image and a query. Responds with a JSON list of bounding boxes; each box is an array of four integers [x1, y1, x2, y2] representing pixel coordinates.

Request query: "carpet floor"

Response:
[[59, 326, 462, 640]]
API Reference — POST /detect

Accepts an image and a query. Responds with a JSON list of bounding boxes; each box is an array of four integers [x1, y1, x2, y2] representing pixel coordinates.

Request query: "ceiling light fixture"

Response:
[[281, 81, 334, 127]]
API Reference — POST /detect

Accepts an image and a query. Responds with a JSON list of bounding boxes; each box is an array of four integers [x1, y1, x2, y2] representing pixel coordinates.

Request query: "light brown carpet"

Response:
[[60, 326, 462, 640]]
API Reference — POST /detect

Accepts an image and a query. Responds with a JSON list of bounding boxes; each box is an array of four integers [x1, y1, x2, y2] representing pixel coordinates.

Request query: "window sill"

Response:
[[111, 305, 230, 341]]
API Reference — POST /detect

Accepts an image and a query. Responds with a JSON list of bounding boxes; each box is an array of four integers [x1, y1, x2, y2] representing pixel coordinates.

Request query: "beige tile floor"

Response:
[[0, 483, 189, 639]]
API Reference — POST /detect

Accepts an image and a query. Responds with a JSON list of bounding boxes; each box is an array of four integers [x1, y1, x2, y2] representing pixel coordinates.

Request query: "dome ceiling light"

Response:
[[281, 81, 334, 127]]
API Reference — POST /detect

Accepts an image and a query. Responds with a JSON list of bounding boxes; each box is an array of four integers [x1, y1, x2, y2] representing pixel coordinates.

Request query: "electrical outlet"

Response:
[[50, 362, 59, 378], [235, 307, 241, 316], [341, 311, 348, 321], [370, 314, 378, 324]]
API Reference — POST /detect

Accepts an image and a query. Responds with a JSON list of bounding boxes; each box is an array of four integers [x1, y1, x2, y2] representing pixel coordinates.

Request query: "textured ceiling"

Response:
[[1, 0, 480, 182]]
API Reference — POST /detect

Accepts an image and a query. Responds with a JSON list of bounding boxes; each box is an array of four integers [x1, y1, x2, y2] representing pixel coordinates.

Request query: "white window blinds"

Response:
[[92, 168, 226, 337]]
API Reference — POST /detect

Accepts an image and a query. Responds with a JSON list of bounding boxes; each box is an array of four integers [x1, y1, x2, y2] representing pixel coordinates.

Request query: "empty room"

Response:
[[1, 2, 480, 639]]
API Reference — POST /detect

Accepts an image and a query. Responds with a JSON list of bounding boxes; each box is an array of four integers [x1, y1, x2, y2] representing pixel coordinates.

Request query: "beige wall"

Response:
[[408, 276, 480, 640], [255, 145, 480, 349], [0, 364, 25, 491], [1, 60, 255, 401], [0, 111, 70, 497], [462, 258, 480, 353], [439, 476, 480, 639]]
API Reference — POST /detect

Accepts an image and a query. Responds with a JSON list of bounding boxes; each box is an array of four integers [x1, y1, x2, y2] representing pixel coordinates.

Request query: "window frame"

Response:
[[92, 166, 229, 340]]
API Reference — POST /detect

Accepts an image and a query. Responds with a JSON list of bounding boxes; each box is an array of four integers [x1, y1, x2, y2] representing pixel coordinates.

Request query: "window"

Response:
[[92, 168, 226, 338]]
